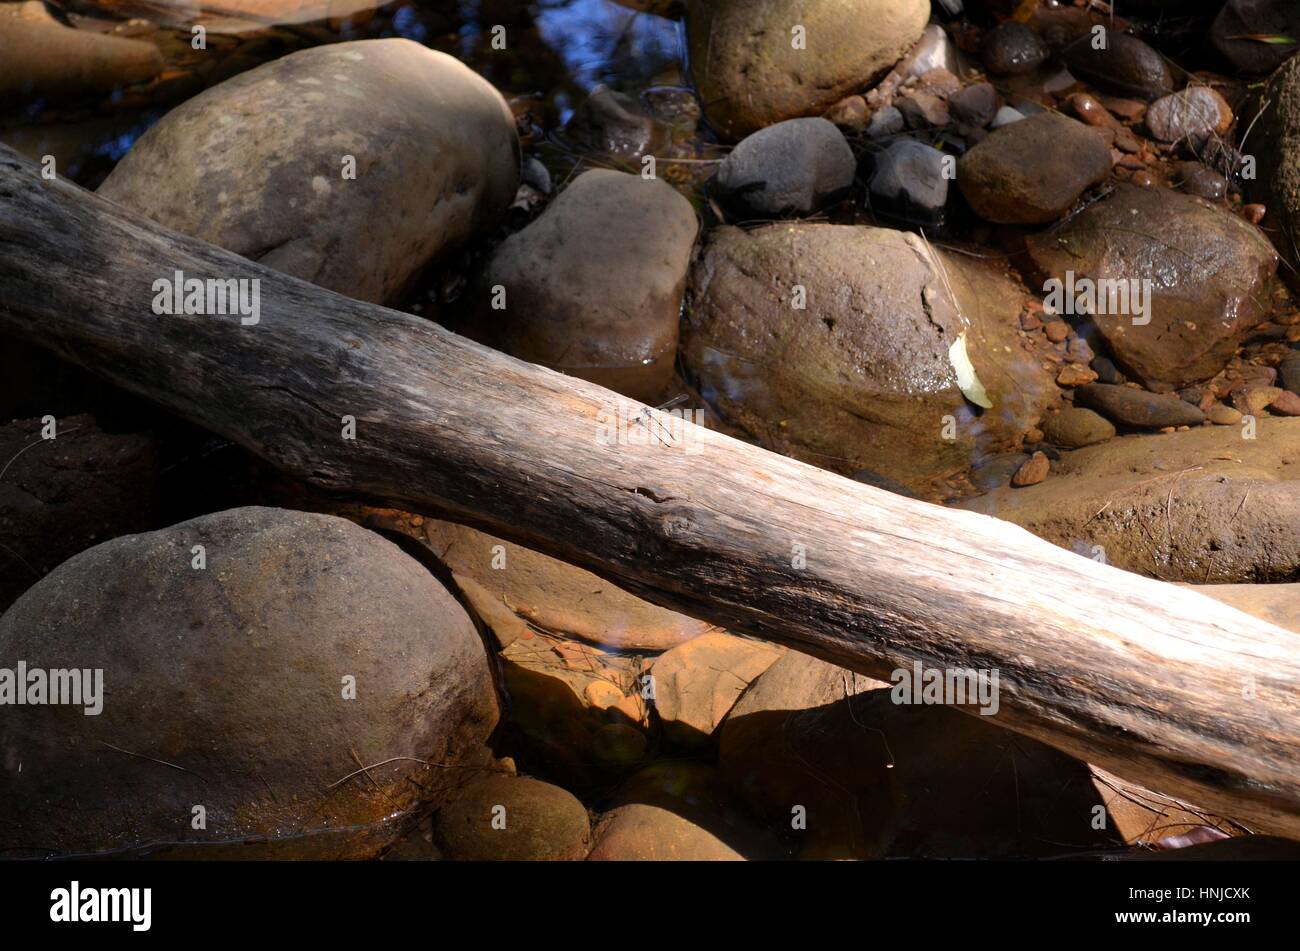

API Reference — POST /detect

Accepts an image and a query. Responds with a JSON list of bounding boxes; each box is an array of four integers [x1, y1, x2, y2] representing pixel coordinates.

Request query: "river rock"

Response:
[[0, 507, 500, 858], [957, 113, 1110, 224], [1027, 185, 1278, 389], [685, 0, 930, 140], [1145, 86, 1233, 144], [896, 23, 962, 80], [0, 1, 163, 103], [959, 420, 1300, 582], [0, 415, 158, 613], [868, 139, 949, 226], [587, 762, 774, 860], [433, 775, 591, 860], [981, 21, 1048, 76], [1060, 31, 1175, 101], [1213, 1, 1300, 76], [713, 117, 856, 217], [482, 169, 697, 403], [650, 632, 783, 746], [1073, 384, 1205, 429], [950, 82, 998, 130], [99, 39, 519, 306], [681, 224, 1060, 493], [1041, 406, 1116, 448]]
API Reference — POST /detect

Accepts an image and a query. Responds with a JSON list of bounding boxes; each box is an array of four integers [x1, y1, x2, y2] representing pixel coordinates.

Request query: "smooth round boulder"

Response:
[[434, 775, 591, 860], [686, 0, 930, 141], [98, 39, 519, 306], [958, 113, 1111, 225], [681, 223, 1060, 493], [0, 507, 500, 858], [481, 169, 698, 403]]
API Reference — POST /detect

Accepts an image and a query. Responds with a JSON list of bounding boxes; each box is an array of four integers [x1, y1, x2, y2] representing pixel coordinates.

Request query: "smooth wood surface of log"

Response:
[[1, 145, 1298, 838]]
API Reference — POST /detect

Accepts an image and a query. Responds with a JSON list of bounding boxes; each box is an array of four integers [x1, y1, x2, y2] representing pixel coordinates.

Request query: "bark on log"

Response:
[[1, 145, 1299, 839]]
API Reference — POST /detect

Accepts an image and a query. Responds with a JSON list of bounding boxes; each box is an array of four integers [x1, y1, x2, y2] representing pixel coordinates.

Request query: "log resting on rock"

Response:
[[1, 145, 1298, 839]]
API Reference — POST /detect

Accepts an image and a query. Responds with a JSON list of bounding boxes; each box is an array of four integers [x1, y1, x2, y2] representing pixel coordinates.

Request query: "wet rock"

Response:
[[0, 415, 159, 613], [0, 1, 163, 103], [433, 775, 591, 861], [868, 139, 949, 226], [981, 22, 1048, 76], [650, 632, 783, 746], [1209, 402, 1244, 425], [99, 40, 519, 306], [1011, 451, 1050, 487], [959, 420, 1300, 583], [1027, 185, 1279, 389], [896, 90, 950, 128], [498, 631, 651, 785], [565, 85, 661, 158], [0, 507, 500, 858], [1176, 161, 1228, 201], [1091, 356, 1125, 385], [1042, 406, 1115, 448], [950, 82, 998, 129], [483, 169, 698, 403], [713, 117, 856, 218], [520, 156, 552, 194], [958, 113, 1110, 225], [685, 0, 930, 140], [681, 224, 1059, 492], [1212, 1, 1300, 76], [896, 23, 962, 80], [1247, 55, 1300, 292], [1060, 32, 1175, 102], [867, 104, 906, 138], [409, 516, 710, 652], [1145, 86, 1233, 145], [823, 94, 869, 130], [1074, 383, 1205, 429]]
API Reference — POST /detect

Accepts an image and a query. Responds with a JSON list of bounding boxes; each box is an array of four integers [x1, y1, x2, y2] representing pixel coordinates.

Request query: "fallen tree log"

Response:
[[2, 145, 1299, 839]]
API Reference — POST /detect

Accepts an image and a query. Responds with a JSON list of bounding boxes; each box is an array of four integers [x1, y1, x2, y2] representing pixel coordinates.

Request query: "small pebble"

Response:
[[1011, 451, 1050, 487]]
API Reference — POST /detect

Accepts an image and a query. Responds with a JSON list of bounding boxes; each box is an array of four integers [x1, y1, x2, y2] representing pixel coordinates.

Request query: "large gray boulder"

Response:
[[0, 507, 500, 858], [99, 39, 519, 306]]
